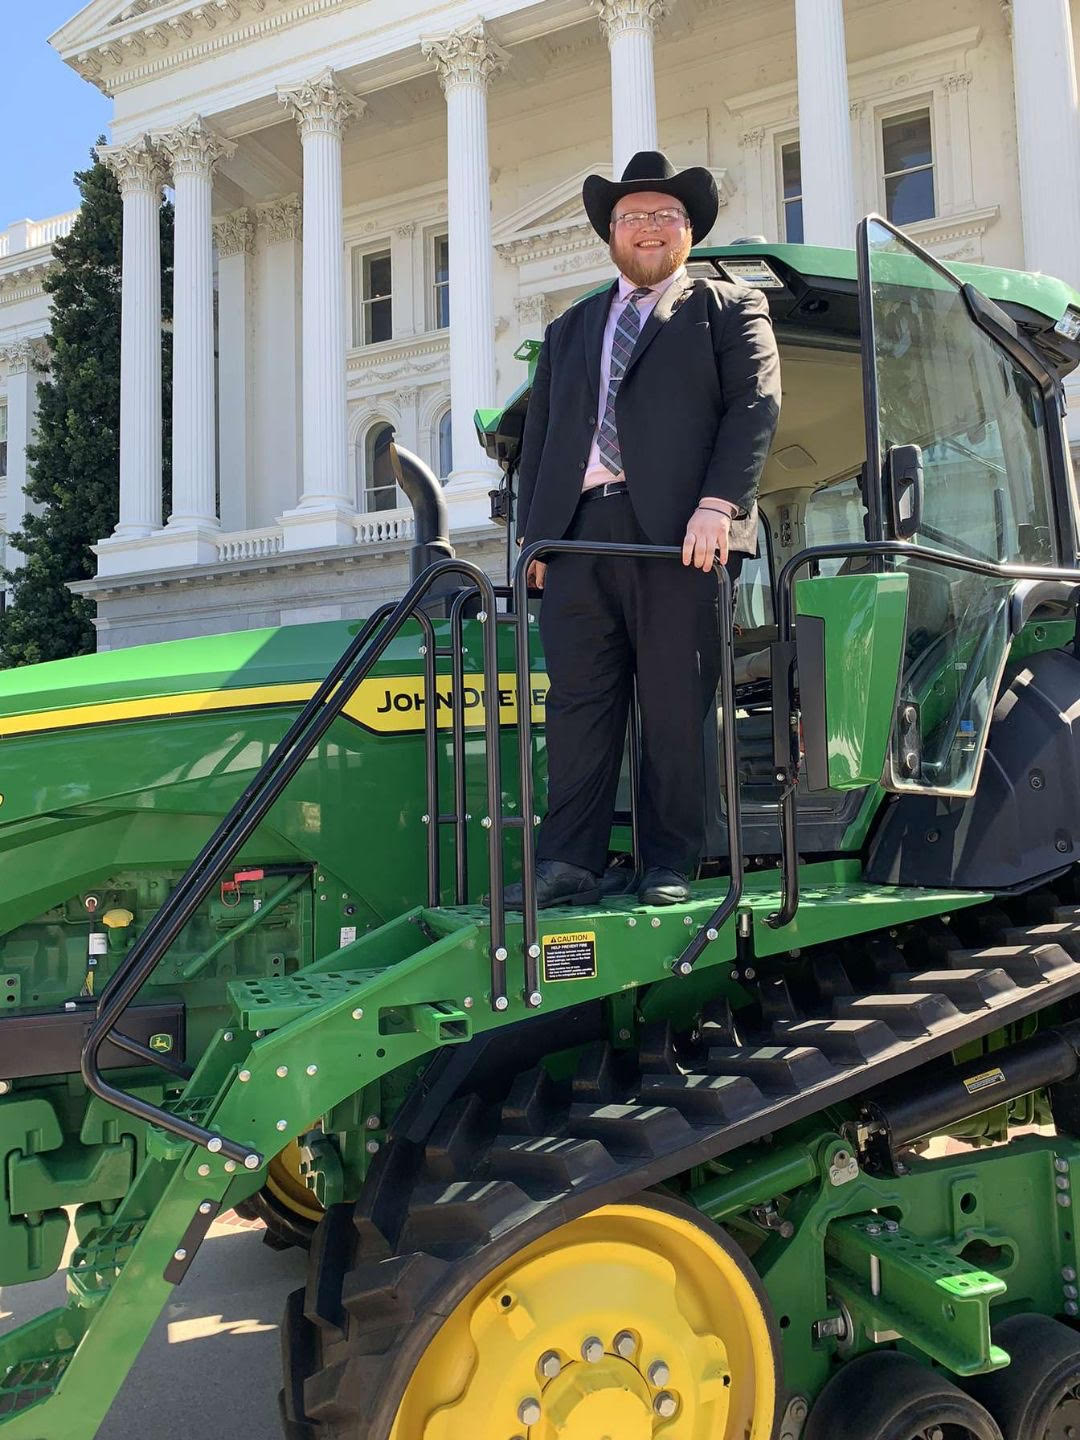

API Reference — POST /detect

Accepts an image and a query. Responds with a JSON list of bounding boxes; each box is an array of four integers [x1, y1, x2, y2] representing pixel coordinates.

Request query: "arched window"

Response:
[[360, 421, 397, 512], [437, 408, 453, 481]]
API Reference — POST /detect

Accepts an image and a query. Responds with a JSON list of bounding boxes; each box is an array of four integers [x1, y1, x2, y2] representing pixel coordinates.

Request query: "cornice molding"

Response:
[[0, 263, 55, 307], [347, 331, 450, 390], [422, 21, 510, 95]]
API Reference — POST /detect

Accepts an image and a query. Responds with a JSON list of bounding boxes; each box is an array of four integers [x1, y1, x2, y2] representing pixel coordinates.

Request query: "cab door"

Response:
[[858, 216, 1062, 796]]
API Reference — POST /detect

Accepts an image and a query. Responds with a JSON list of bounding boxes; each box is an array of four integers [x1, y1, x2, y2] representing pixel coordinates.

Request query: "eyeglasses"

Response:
[[612, 207, 689, 229]]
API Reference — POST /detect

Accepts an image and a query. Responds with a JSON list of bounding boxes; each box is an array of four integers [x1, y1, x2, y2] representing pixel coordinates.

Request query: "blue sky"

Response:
[[1, 2, 113, 227]]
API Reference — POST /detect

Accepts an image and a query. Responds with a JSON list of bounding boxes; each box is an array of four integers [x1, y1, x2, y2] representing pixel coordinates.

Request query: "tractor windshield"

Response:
[[862, 217, 1063, 796]]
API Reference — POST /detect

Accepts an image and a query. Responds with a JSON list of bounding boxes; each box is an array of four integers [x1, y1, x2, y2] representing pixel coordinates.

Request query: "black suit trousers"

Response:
[[536, 492, 742, 875]]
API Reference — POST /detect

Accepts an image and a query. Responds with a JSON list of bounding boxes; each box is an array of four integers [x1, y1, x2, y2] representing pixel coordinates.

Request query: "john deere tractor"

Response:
[[2, 215, 1080, 1440]]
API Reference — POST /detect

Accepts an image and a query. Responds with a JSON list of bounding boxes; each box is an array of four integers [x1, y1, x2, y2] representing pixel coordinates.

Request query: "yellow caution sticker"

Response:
[[962, 1066, 1006, 1096], [341, 672, 549, 734], [542, 931, 597, 982]]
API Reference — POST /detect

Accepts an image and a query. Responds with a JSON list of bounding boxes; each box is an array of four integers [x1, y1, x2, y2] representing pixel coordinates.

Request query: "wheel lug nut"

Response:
[[581, 1336, 604, 1363], [654, 1390, 678, 1418], [647, 1360, 670, 1387], [517, 1396, 542, 1426], [613, 1330, 636, 1359], [538, 1350, 562, 1379]]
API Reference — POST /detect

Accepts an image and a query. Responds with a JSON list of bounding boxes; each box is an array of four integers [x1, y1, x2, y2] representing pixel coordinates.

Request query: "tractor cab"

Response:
[[478, 219, 1080, 882]]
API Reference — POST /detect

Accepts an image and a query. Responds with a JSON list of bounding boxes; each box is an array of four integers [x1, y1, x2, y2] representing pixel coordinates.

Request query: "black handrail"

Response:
[[514, 541, 744, 980], [81, 560, 504, 1164], [768, 539, 1080, 930]]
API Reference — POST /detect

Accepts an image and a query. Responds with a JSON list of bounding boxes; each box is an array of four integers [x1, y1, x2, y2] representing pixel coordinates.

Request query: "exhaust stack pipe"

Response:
[[372, 431, 455, 583]]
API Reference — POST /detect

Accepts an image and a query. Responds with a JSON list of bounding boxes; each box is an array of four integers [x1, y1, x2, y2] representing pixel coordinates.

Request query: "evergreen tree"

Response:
[[0, 141, 173, 667]]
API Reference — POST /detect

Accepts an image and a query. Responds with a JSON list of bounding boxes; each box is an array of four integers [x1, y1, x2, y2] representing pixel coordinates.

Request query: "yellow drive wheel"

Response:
[[388, 1196, 779, 1440], [265, 1138, 325, 1226]]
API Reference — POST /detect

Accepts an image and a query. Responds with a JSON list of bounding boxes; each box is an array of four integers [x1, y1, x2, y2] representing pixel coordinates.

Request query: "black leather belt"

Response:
[[579, 481, 629, 504]]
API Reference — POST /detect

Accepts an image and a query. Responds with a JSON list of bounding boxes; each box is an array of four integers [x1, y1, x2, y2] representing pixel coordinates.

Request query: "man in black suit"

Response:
[[511, 150, 781, 908]]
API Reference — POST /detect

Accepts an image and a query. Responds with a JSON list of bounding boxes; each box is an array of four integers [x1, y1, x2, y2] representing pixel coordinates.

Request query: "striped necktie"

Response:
[[597, 286, 652, 476]]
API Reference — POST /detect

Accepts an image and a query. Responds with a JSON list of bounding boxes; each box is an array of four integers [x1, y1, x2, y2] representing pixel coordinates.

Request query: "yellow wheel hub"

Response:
[[389, 1200, 777, 1440], [264, 1137, 323, 1224]]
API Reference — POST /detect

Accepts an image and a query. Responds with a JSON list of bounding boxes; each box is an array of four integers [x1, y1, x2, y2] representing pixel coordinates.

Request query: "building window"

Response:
[[437, 408, 453, 479], [432, 233, 450, 329], [882, 108, 935, 225], [353, 248, 392, 346], [361, 421, 398, 512], [780, 142, 803, 244]]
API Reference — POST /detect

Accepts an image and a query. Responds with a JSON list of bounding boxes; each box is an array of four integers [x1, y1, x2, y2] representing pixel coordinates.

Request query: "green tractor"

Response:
[[2, 214, 1080, 1440]]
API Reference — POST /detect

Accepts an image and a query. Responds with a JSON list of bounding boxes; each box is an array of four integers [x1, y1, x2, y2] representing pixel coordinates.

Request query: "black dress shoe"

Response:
[[639, 867, 690, 906], [498, 859, 603, 910]]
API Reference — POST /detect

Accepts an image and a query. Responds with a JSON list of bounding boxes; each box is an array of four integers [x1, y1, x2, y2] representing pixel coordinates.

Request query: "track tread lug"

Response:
[[572, 1040, 637, 1102], [340, 1252, 451, 1347], [706, 1043, 837, 1092], [833, 991, 960, 1036], [638, 1071, 764, 1122], [305, 1203, 361, 1337], [484, 1134, 618, 1193], [424, 1094, 495, 1180], [889, 967, 1015, 1008], [772, 1017, 898, 1063], [637, 1021, 680, 1075], [949, 942, 1076, 983], [499, 1067, 560, 1137], [398, 1179, 539, 1258], [569, 1100, 694, 1157]]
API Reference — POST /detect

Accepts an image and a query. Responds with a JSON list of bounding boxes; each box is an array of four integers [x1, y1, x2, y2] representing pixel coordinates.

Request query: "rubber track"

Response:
[[283, 876, 1080, 1439]]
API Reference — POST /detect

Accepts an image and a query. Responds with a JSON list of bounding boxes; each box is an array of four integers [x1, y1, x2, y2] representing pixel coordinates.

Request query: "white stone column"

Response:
[[594, 0, 668, 175], [0, 338, 46, 572], [278, 70, 361, 549], [157, 118, 235, 562], [391, 221, 417, 339], [1011, 0, 1080, 289], [98, 139, 166, 565], [422, 22, 506, 503], [794, 0, 856, 248], [253, 198, 304, 528], [213, 208, 255, 533]]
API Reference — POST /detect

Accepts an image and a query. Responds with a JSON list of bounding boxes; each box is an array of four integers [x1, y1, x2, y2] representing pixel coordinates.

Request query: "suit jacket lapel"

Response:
[[583, 281, 618, 402], [623, 272, 695, 382]]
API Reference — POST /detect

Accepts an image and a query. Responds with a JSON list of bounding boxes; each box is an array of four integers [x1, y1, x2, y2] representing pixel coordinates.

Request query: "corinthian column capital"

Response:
[[213, 208, 255, 257], [594, 0, 669, 41], [1, 338, 48, 375], [98, 136, 167, 195], [278, 68, 363, 139], [422, 21, 510, 95], [157, 116, 236, 179]]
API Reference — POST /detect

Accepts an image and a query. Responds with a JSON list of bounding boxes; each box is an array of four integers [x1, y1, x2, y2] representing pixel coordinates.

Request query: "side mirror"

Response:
[[885, 443, 923, 540]]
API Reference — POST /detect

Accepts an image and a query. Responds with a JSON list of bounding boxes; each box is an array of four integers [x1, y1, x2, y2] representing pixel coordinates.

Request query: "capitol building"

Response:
[[1, 0, 1079, 649]]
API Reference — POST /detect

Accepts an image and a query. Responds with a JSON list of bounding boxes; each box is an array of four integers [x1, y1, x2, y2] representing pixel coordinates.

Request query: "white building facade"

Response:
[[1, 0, 1080, 648]]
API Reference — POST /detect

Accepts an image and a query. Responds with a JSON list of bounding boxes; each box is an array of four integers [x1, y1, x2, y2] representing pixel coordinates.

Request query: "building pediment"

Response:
[[494, 165, 736, 282]]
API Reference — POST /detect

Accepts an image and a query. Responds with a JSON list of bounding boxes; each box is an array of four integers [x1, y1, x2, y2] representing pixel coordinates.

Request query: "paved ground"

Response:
[[0, 1213, 306, 1440]]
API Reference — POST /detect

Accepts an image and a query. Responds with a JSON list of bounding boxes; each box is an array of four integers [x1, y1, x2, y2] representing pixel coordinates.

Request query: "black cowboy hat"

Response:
[[582, 149, 718, 244]]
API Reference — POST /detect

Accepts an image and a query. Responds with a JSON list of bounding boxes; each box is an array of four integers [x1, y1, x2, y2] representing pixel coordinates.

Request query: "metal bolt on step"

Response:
[[481, 816, 493, 829], [464, 996, 474, 1008], [495, 996, 509, 1011], [223, 1031, 234, 1042], [366, 1139, 380, 1154], [421, 814, 430, 826], [528, 943, 540, 958], [238, 1069, 251, 1082], [627, 918, 637, 927], [1064, 1267, 1077, 1282], [198, 1202, 213, 1216], [1060, 1193, 1073, 1208], [581, 1337, 604, 1363], [706, 928, 718, 941], [276, 1120, 288, 1132], [174, 1248, 187, 1262], [651, 917, 661, 928], [207, 1137, 222, 1153], [1057, 1158, 1070, 1173], [654, 1392, 678, 1419], [1067, 1300, 1080, 1317], [365, 1115, 381, 1130], [197, 1163, 210, 1177], [528, 991, 543, 1007], [538, 1350, 562, 1379], [0, 1081, 10, 1096], [1064, 1284, 1078, 1299], [352, 1008, 364, 1020], [613, 1331, 636, 1359], [647, 1361, 670, 1387], [674, 960, 693, 976], [516, 1399, 540, 1426], [243, 1154, 260, 1170], [495, 947, 508, 962], [224, 1161, 237, 1174], [684, 915, 694, 926], [306, 1064, 318, 1076], [276, 1065, 289, 1078]]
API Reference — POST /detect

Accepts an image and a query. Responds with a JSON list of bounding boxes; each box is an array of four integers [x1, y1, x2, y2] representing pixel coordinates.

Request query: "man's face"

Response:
[[609, 189, 693, 287]]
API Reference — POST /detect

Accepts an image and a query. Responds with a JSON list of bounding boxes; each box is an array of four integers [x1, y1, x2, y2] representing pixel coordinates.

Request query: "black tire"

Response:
[[234, 1183, 316, 1252], [804, 1352, 1003, 1440], [964, 1314, 1080, 1440]]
